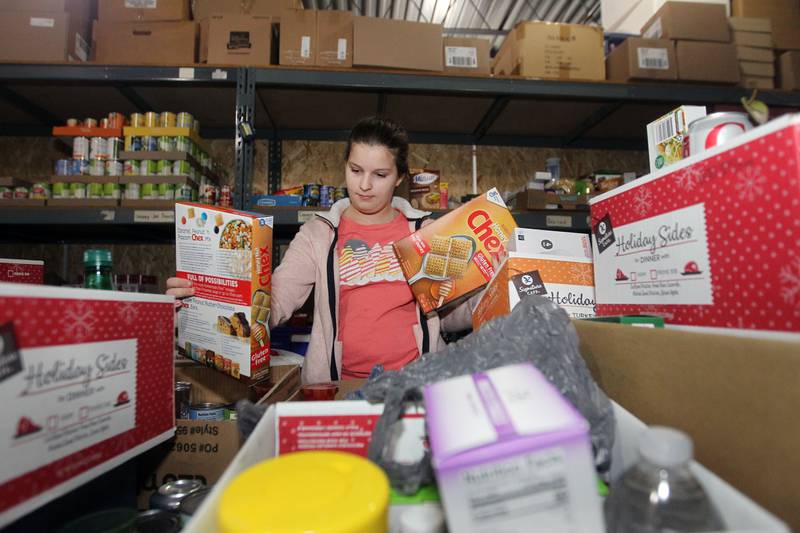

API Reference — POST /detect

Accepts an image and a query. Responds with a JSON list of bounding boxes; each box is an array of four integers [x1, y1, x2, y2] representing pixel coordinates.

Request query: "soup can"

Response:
[[52, 182, 69, 198], [99, 118, 109, 129], [130, 112, 144, 127], [129, 136, 143, 152], [83, 117, 97, 128], [144, 111, 159, 128], [106, 137, 122, 160], [103, 182, 120, 199], [188, 402, 225, 421], [70, 182, 86, 199], [158, 136, 175, 152], [13, 187, 29, 199], [219, 185, 232, 207], [55, 159, 72, 176], [87, 182, 103, 199], [105, 160, 122, 176], [160, 111, 176, 128], [30, 182, 50, 199], [89, 159, 105, 177], [175, 136, 192, 153], [90, 137, 107, 160], [140, 160, 158, 176], [0, 187, 12, 199], [141, 182, 158, 199], [173, 160, 191, 176], [72, 159, 89, 175], [107, 112, 126, 128], [157, 160, 172, 176], [683, 112, 753, 158], [177, 112, 194, 128], [142, 135, 158, 152], [123, 160, 140, 176], [72, 136, 89, 160], [158, 183, 174, 200], [124, 182, 140, 199]]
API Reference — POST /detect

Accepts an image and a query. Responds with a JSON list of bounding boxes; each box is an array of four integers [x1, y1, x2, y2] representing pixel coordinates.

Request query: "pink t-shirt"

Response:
[[338, 212, 419, 379]]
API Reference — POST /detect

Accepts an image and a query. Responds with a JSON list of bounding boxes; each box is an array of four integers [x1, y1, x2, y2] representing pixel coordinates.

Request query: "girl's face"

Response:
[[345, 142, 403, 216]]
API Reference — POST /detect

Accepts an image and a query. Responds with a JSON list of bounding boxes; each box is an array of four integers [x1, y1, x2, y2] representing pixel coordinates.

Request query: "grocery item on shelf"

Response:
[[409, 169, 441, 210], [591, 113, 800, 334], [425, 363, 604, 532], [646, 105, 707, 172], [473, 228, 595, 329], [683, 112, 753, 158], [393, 188, 516, 313], [175, 203, 274, 382], [83, 249, 113, 291]]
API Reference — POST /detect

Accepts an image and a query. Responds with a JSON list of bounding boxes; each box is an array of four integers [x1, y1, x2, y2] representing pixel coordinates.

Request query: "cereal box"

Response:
[[473, 228, 596, 330], [175, 203, 273, 381], [408, 168, 441, 210], [393, 188, 517, 313]]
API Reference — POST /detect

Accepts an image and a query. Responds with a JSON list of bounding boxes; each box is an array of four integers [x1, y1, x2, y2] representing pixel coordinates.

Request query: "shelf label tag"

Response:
[[178, 67, 195, 80], [212, 69, 228, 80], [546, 215, 572, 228], [301, 36, 311, 59], [134, 210, 174, 223], [297, 211, 317, 224]]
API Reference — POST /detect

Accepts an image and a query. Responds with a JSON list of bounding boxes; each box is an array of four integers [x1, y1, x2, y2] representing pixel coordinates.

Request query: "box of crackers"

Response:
[[175, 202, 273, 382], [393, 188, 517, 313]]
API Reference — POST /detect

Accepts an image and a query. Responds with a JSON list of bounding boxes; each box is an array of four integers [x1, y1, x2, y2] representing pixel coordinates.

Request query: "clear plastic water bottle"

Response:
[[605, 426, 725, 532]]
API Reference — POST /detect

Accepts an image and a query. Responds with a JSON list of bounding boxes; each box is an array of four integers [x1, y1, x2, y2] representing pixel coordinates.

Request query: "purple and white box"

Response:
[[424, 363, 603, 533]]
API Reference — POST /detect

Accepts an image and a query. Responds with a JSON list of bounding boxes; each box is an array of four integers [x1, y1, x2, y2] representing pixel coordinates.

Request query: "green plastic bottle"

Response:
[[83, 249, 113, 290]]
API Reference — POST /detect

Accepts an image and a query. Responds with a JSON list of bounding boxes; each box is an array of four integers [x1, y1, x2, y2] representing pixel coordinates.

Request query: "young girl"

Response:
[[168, 116, 474, 383]]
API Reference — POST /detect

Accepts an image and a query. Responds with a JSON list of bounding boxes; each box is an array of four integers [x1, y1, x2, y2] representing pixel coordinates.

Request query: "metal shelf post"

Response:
[[234, 67, 256, 210], [268, 138, 282, 194]]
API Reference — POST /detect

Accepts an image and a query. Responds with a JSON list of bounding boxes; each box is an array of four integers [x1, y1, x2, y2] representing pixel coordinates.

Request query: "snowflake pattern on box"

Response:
[[674, 165, 705, 191], [569, 263, 594, 285], [63, 304, 97, 342], [591, 121, 800, 332]]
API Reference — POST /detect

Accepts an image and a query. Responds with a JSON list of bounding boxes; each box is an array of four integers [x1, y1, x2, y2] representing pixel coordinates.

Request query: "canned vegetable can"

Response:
[[157, 160, 172, 176], [14, 186, 29, 199], [88, 182, 103, 199], [71, 159, 88, 176], [89, 159, 105, 176], [83, 117, 97, 128], [177, 112, 194, 129], [55, 159, 72, 176], [105, 160, 122, 176], [144, 111, 159, 128], [107, 112, 125, 128], [106, 137, 122, 160], [123, 160, 140, 176], [70, 182, 86, 199], [124, 182, 140, 199], [175, 184, 193, 201], [160, 111, 176, 128], [0, 187, 12, 199], [129, 136, 143, 152], [31, 183, 50, 199], [72, 136, 89, 160], [158, 136, 175, 152], [89, 137, 107, 160], [140, 160, 158, 176], [130, 112, 144, 127], [188, 402, 225, 421], [176, 136, 191, 153], [103, 182, 120, 199], [173, 160, 190, 176], [158, 183, 174, 200], [141, 183, 157, 199], [142, 135, 158, 152], [52, 182, 69, 198]]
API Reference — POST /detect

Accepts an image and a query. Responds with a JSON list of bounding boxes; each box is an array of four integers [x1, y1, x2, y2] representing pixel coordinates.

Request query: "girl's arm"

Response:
[[269, 222, 320, 328]]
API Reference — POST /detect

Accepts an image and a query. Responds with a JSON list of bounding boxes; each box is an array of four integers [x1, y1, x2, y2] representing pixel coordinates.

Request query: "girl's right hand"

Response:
[[166, 277, 195, 299]]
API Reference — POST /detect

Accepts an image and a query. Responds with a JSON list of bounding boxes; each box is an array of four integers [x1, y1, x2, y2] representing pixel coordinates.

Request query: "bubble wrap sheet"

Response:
[[363, 295, 616, 494]]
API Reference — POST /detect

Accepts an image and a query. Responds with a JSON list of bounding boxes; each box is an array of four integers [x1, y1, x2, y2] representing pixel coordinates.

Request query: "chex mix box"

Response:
[[591, 114, 800, 335], [175, 203, 273, 381], [393, 188, 517, 313]]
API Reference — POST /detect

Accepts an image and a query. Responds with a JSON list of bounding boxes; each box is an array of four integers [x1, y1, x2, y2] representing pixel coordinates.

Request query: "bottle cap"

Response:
[[84, 249, 112, 268], [400, 504, 445, 533], [639, 426, 693, 468]]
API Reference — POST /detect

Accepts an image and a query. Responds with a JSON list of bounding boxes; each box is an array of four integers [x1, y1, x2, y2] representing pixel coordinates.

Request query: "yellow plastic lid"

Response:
[[217, 451, 390, 533]]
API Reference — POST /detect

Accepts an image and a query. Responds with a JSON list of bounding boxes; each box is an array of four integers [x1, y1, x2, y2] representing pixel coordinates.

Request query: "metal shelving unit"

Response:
[[1, 63, 799, 241]]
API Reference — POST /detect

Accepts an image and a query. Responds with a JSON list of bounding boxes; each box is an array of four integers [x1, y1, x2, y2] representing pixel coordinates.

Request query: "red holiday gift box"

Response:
[[590, 114, 800, 335], [0, 283, 175, 527], [0, 258, 44, 284]]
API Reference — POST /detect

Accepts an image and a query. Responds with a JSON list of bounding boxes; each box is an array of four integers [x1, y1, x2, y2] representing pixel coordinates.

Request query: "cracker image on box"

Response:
[[394, 188, 517, 313], [175, 202, 273, 382]]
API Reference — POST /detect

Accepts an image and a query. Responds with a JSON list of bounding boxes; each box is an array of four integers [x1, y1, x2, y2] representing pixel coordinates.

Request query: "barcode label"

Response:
[[301, 36, 311, 59], [337, 38, 347, 60], [637, 47, 669, 70], [653, 115, 677, 144], [446, 46, 478, 68], [643, 17, 662, 39]]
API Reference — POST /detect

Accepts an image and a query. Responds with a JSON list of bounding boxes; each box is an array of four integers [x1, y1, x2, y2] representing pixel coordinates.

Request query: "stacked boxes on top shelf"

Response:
[[0, 0, 92, 62], [729, 17, 776, 89]]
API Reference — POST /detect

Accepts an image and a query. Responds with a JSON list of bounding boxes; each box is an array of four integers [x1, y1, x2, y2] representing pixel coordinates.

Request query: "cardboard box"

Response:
[[740, 60, 776, 77], [200, 13, 272, 66], [779, 50, 800, 90], [601, 0, 730, 34], [184, 330, 792, 533], [606, 37, 677, 82], [408, 169, 440, 210], [733, 30, 774, 48], [676, 41, 740, 83], [425, 363, 603, 533], [646, 105, 707, 172], [279, 8, 316, 66], [136, 363, 300, 508], [353, 16, 443, 71], [511, 189, 561, 210], [93, 21, 198, 64], [641, 2, 730, 42], [731, 0, 800, 50], [0, 10, 87, 62], [393, 188, 517, 313], [575, 321, 798, 530], [0, 284, 175, 528], [0, 0, 91, 61], [316, 9, 352, 67], [0, 258, 44, 284], [99, 0, 189, 22], [472, 228, 595, 329], [728, 16, 773, 33], [191, 0, 301, 21], [493, 21, 605, 81], [442, 37, 491, 75], [736, 45, 775, 62], [175, 203, 274, 381], [591, 114, 800, 335], [741, 76, 776, 89]]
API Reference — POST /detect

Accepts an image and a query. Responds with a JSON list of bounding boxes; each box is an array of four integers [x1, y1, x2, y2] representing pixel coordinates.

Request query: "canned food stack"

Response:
[[121, 110, 221, 203], [52, 114, 126, 202]]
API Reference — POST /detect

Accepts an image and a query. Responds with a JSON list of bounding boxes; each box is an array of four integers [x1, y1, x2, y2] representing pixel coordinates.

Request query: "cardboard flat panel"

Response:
[[574, 320, 800, 530]]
